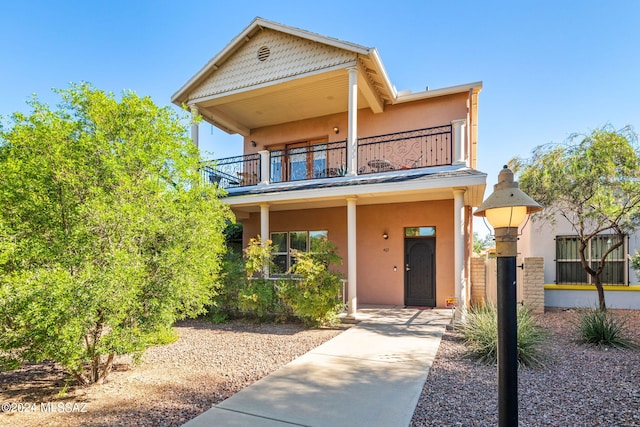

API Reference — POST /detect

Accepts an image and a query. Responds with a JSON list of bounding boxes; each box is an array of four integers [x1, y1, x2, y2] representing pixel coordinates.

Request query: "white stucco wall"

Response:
[[519, 215, 640, 286], [545, 287, 640, 309]]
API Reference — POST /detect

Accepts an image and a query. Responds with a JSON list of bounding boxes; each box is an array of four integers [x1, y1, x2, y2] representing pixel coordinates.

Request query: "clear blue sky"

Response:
[[2, 0, 639, 231]]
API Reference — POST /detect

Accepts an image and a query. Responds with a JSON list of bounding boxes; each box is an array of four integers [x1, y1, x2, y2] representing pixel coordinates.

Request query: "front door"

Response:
[[405, 237, 436, 306]]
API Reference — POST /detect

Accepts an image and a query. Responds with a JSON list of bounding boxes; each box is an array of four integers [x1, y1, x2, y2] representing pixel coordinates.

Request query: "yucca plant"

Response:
[[458, 303, 547, 367], [516, 305, 548, 367], [574, 308, 637, 349]]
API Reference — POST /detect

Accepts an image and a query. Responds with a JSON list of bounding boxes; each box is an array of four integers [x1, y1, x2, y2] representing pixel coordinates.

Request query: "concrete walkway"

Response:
[[183, 306, 453, 427]]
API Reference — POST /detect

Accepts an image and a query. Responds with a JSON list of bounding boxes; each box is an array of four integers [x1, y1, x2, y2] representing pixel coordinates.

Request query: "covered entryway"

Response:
[[404, 234, 436, 307]]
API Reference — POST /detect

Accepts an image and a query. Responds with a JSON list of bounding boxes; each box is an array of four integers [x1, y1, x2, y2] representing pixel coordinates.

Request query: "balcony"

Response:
[[201, 124, 457, 190]]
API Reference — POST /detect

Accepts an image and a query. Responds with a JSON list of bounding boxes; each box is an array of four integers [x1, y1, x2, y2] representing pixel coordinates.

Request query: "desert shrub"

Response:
[[207, 250, 245, 323], [280, 240, 344, 326], [516, 305, 548, 367], [458, 303, 547, 367], [238, 279, 275, 319], [234, 237, 290, 321], [229, 237, 270, 320], [210, 236, 344, 325], [574, 308, 637, 349]]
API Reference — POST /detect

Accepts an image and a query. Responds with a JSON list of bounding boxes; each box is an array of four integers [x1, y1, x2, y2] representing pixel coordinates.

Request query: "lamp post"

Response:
[[474, 165, 543, 427]]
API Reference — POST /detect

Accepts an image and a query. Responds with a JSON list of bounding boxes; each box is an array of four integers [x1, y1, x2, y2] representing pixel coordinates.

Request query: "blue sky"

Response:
[[2, 0, 640, 231]]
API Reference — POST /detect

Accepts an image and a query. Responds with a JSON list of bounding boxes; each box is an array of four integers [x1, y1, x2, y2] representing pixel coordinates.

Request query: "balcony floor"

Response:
[[224, 164, 486, 200]]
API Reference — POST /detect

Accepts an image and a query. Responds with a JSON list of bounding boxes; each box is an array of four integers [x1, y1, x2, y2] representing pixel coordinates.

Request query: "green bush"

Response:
[[458, 303, 547, 367], [207, 250, 245, 322], [516, 305, 548, 367], [574, 308, 637, 349], [210, 236, 344, 325], [238, 278, 287, 321], [281, 240, 344, 326]]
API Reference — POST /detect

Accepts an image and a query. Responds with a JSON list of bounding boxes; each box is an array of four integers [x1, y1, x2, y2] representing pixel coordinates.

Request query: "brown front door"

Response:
[[405, 237, 436, 306]]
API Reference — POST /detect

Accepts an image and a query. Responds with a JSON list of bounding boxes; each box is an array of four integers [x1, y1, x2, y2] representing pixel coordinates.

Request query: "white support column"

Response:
[[190, 105, 200, 148], [453, 189, 466, 314], [346, 197, 358, 317], [260, 204, 270, 277], [346, 67, 358, 176], [258, 150, 270, 185], [452, 119, 467, 166]]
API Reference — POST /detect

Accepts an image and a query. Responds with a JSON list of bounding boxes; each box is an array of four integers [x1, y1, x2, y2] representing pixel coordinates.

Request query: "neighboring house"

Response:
[[519, 215, 640, 309], [172, 17, 486, 316]]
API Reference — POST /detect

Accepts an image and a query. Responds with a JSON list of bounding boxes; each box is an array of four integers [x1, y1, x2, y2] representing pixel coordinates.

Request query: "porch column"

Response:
[[190, 105, 199, 148], [452, 119, 467, 166], [453, 189, 467, 314], [346, 67, 358, 176], [346, 197, 358, 316], [258, 150, 270, 184], [260, 204, 270, 277]]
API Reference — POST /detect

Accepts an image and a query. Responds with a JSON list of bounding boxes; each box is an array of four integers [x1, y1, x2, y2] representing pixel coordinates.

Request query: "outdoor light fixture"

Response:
[[333, 126, 340, 134], [474, 165, 542, 427], [382, 231, 389, 240], [251, 140, 257, 147]]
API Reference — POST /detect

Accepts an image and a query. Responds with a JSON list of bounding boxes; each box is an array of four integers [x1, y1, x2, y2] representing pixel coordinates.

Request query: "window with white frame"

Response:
[[270, 230, 328, 274], [555, 235, 627, 285]]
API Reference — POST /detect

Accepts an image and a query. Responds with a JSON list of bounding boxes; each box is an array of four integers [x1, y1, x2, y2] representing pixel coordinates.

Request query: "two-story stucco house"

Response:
[[172, 17, 487, 317]]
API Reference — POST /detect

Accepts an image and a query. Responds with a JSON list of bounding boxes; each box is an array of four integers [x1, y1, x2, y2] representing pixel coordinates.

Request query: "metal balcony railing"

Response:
[[357, 125, 453, 174], [269, 140, 347, 183], [201, 125, 453, 190], [200, 153, 260, 188]]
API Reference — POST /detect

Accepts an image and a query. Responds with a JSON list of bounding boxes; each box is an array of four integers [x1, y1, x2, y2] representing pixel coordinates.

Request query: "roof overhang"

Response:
[[171, 17, 481, 137], [223, 167, 487, 215]]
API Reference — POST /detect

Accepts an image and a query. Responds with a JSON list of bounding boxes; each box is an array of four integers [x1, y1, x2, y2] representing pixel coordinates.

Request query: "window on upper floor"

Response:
[[269, 139, 328, 183], [555, 235, 627, 285]]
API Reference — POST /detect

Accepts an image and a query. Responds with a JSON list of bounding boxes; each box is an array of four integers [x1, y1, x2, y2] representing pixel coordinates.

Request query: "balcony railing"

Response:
[[357, 125, 452, 174], [200, 153, 260, 188], [201, 124, 454, 189], [269, 140, 347, 183]]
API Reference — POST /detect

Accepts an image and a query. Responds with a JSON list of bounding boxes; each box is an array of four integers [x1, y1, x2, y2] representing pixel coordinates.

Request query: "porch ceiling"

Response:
[[196, 70, 351, 132], [192, 60, 390, 135]]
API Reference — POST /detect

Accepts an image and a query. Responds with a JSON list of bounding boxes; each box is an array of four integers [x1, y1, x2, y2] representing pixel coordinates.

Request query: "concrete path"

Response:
[[183, 306, 453, 427]]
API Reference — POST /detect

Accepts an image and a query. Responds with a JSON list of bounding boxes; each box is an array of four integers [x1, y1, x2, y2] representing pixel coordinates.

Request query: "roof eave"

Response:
[[393, 81, 483, 104], [171, 17, 373, 107], [222, 169, 487, 207]]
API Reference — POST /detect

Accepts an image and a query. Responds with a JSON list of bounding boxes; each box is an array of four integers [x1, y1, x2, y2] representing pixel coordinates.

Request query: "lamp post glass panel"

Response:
[[474, 166, 542, 427]]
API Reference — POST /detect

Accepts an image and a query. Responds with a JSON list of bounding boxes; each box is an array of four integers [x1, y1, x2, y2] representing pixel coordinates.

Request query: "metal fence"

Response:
[[200, 153, 261, 188], [357, 125, 452, 174]]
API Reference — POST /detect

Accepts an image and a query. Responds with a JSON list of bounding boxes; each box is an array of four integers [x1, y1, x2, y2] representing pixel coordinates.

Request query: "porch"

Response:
[[200, 124, 462, 189]]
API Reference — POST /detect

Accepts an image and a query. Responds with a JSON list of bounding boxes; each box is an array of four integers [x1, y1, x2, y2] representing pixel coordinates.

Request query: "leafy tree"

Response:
[[511, 125, 640, 310], [473, 232, 494, 255], [0, 83, 232, 384]]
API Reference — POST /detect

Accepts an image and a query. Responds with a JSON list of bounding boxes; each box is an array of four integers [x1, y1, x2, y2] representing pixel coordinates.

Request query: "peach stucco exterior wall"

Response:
[[242, 93, 470, 163], [242, 199, 456, 307]]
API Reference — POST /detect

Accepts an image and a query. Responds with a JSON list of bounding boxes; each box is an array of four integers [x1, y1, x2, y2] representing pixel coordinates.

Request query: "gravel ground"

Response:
[[411, 308, 640, 427], [0, 320, 348, 427], [1, 309, 639, 427]]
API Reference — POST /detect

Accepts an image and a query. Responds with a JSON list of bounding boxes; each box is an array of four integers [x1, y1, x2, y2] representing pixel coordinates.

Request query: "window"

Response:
[[270, 230, 328, 274], [268, 139, 328, 182], [405, 227, 436, 237], [556, 235, 626, 284]]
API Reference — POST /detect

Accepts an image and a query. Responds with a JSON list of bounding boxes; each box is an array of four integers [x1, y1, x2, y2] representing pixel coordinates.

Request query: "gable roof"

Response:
[[172, 17, 481, 135]]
